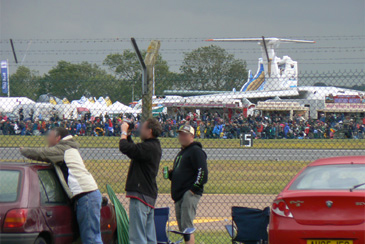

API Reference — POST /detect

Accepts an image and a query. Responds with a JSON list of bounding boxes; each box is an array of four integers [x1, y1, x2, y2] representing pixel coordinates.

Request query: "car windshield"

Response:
[[0, 170, 21, 202], [289, 164, 365, 190]]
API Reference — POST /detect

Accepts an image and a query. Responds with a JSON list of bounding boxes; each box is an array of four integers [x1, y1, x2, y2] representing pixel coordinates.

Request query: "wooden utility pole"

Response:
[[142, 40, 160, 122]]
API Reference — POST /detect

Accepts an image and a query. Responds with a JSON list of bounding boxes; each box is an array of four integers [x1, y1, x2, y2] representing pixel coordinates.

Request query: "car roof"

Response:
[[0, 162, 51, 170], [309, 156, 365, 167]]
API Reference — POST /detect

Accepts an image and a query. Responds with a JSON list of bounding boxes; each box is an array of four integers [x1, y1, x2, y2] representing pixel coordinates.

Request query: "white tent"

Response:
[[54, 104, 78, 119], [0, 103, 8, 112], [71, 97, 96, 114], [12, 103, 78, 120], [108, 101, 134, 114], [71, 96, 91, 107], [96, 97, 107, 106], [0, 97, 35, 113], [71, 97, 137, 116]]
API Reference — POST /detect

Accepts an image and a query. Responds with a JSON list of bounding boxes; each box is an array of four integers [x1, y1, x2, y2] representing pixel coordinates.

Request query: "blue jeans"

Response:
[[129, 198, 157, 244], [76, 190, 103, 244]]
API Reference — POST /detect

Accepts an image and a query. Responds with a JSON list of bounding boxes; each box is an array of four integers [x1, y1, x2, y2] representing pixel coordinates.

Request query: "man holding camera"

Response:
[[119, 118, 163, 244]]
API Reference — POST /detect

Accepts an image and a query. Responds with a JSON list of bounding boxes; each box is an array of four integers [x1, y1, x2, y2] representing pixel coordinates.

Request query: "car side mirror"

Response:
[[102, 196, 108, 207]]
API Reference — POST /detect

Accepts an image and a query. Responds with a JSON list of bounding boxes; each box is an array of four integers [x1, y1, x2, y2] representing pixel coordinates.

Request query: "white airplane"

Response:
[[206, 37, 315, 91], [161, 37, 363, 117], [163, 37, 316, 107]]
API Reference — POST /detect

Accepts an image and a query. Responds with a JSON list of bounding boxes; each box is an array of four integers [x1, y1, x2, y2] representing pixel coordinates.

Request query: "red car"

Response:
[[269, 156, 365, 244], [0, 162, 117, 244]]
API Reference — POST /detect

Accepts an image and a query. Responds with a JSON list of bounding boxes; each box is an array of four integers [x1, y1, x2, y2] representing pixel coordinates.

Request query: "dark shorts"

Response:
[[175, 190, 201, 231]]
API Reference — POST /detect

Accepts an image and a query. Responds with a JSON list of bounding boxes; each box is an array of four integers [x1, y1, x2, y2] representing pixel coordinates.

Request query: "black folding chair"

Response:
[[225, 206, 270, 244]]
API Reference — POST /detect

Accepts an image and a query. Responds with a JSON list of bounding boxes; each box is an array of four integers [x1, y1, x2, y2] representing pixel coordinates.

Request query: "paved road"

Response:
[[1, 147, 364, 161]]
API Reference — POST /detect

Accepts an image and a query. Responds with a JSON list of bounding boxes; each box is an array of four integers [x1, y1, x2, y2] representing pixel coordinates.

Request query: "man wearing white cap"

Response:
[[168, 125, 208, 244]]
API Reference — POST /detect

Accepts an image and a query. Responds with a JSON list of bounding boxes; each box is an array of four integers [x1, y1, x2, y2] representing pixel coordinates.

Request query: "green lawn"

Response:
[[164, 230, 228, 244], [0, 159, 309, 194], [183, 230, 229, 244], [0, 135, 363, 149], [85, 159, 309, 195]]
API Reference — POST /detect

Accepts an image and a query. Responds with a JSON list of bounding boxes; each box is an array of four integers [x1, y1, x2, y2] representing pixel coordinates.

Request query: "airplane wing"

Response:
[[179, 89, 300, 104], [206, 38, 315, 43], [278, 38, 315, 44], [206, 38, 263, 42]]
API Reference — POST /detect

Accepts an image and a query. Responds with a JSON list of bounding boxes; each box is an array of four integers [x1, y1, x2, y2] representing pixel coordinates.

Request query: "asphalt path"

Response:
[[1, 147, 364, 162]]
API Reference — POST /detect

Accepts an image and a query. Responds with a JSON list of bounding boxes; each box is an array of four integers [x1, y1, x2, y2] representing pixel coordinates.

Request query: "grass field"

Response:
[[84, 159, 310, 195], [177, 230, 228, 244], [197, 230, 232, 244], [162, 230, 227, 244], [0, 135, 364, 149], [0, 159, 309, 194]]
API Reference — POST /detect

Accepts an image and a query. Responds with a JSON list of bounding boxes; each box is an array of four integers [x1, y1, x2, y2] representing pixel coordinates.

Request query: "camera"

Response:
[[124, 119, 135, 130]]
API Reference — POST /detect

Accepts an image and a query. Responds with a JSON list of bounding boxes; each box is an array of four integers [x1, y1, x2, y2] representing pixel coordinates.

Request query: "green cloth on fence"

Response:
[[107, 184, 129, 244]]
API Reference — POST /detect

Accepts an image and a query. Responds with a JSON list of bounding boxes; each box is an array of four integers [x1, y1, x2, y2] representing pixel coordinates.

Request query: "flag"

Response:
[[88, 97, 95, 103], [1, 60, 9, 94], [62, 98, 70, 104], [49, 96, 57, 105], [105, 96, 112, 106]]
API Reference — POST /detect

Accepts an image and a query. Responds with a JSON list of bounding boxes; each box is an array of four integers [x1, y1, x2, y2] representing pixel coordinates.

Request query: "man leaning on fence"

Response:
[[168, 124, 208, 244], [19, 127, 103, 244], [119, 118, 163, 244]]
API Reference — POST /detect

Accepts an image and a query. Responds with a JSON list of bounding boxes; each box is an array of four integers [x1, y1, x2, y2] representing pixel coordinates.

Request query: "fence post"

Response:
[[142, 40, 161, 122]]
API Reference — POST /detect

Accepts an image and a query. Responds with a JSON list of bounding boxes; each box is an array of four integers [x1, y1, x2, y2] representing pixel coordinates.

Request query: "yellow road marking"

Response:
[[169, 217, 228, 226]]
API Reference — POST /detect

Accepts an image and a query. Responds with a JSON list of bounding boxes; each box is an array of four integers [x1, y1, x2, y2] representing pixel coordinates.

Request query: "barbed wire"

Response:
[[18, 62, 365, 68], [0, 35, 364, 44], [1, 46, 364, 55], [16, 57, 365, 64]]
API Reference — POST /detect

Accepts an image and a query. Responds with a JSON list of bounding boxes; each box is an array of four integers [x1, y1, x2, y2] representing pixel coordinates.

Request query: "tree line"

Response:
[[4, 45, 248, 104]]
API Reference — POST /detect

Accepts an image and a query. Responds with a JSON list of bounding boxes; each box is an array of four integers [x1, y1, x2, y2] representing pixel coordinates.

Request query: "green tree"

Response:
[[39, 61, 118, 101], [180, 45, 248, 91], [8, 66, 41, 100], [103, 50, 176, 103]]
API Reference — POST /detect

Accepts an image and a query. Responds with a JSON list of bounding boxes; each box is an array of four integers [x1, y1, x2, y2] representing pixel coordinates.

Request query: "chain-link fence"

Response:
[[0, 37, 364, 243]]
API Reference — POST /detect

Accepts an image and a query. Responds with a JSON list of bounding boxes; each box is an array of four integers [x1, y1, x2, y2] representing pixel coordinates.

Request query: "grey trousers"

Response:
[[129, 198, 157, 244], [175, 190, 201, 231]]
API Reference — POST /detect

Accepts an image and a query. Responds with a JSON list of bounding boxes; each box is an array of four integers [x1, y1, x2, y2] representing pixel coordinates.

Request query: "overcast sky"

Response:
[[0, 0, 364, 80]]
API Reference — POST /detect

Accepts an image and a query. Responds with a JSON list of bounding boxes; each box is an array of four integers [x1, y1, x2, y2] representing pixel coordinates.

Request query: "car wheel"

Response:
[[34, 237, 48, 244]]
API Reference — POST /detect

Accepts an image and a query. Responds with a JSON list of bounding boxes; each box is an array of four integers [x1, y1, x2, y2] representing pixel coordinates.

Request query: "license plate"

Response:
[[307, 240, 353, 244]]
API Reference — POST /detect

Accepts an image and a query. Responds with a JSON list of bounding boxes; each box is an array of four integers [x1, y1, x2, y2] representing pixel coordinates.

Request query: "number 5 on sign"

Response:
[[240, 133, 253, 147]]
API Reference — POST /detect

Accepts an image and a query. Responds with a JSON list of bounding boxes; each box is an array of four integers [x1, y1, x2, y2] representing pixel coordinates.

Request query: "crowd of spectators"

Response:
[[159, 111, 365, 140], [1, 109, 364, 140]]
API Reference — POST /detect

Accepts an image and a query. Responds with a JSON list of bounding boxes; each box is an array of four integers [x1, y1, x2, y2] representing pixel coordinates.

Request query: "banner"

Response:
[[324, 103, 365, 112], [1, 60, 9, 94], [325, 94, 363, 104]]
